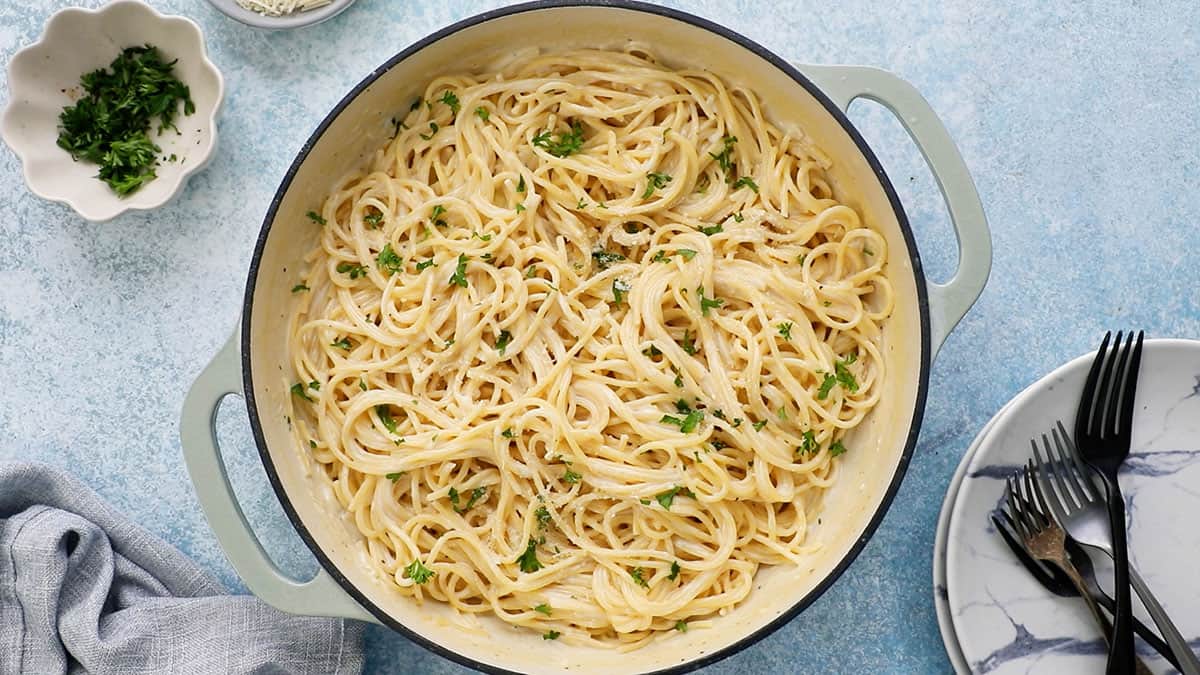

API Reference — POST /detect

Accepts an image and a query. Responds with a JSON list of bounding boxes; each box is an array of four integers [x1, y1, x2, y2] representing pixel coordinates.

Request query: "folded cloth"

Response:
[[0, 462, 364, 674]]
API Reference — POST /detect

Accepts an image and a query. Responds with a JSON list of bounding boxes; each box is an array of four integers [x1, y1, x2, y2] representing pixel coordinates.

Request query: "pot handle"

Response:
[[180, 328, 376, 623], [797, 64, 991, 356]]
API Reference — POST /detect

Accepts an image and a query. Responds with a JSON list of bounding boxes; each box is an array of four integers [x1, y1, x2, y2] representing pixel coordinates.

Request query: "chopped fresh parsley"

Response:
[[829, 439, 848, 457], [439, 90, 460, 116], [576, 198, 588, 210], [612, 278, 631, 305], [863, 246, 875, 256], [562, 469, 582, 484], [532, 120, 585, 157], [643, 344, 663, 357], [363, 208, 384, 228], [430, 204, 447, 226], [651, 250, 669, 264], [643, 171, 673, 199], [535, 505, 551, 528], [699, 224, 724, 236], [306, 210, 326, 225], [661, 407, 703, 433], [797, 430, 819, 455], [472, 231, 492, 242], [733, 176, 759, 192], [306, 380, 318, 391], [291, 283, 309, 293], [708, 135, 737, 178], [668, 560, 681, 581], [655, 485, 693, 510], [359, 377, 368, 391], [516, 175, 526, 192], [449, 254, 469, 288], [416, 258, 436, 271], [403, 560, 435, 584], [524, 264, 538, 278], [448, 486, 487, 513], [835, 354, 860, 392], [680, 329, 697, 355], [592, 250, 626, 270], [55, 45, 195, 196], [697, 287, 724, 316], [672, 366, 684, 388], [495, 329, 513, 355], [777, 322, 793, 340], [543, 631, 560, 640], [817, 373, 837, 400], [629, 567, 649, 588], [677, 249, 697, 261], [336, 261, 368, 279], [778, 407, 788, 421], [375, 404, 399, 434], [330, 338, 352, 350], [823, 300, 833, 307], [376, 244, 403, 276], [675, 620, 688, 632], [518, 538, 543, 573], [533, 603, 552, 616], [733, 212, 745, 223], [515, 203, 526, 213], [752, 420, 768, 431], [290, 383, 313, 402], [501, 428, 515, 439], [409, 97, 423, 112], [474, 106, 489, 121], [419, 121, 439, 140], [385, 472, 403, 482]]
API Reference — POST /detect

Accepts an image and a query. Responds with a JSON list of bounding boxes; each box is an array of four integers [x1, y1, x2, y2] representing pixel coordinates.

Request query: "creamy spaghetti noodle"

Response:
[[287, 48, 892, 647]]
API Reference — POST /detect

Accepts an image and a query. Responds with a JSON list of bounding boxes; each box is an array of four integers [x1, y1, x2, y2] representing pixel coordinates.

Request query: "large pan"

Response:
[[181, 2, 991, 672]]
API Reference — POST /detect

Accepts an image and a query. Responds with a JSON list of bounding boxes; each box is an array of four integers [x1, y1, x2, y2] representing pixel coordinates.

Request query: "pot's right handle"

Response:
[[798, 64, 992, 357], [180, 328, 376, 623]]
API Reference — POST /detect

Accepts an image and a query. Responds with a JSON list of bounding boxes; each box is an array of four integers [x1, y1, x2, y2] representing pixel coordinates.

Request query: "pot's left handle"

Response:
[[797, 64, 991, 358], [180, 328, 376, 623]]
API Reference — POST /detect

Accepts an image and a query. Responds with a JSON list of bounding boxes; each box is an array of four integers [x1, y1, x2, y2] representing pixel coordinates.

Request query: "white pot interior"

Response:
[[245, 5, 926, 672]]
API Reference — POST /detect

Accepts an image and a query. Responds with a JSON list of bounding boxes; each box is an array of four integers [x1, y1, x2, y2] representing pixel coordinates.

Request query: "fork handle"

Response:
[[1061, 565, 1155, 675], [1128, 565, 1200, 674], [1100, 473, 1137, 674]]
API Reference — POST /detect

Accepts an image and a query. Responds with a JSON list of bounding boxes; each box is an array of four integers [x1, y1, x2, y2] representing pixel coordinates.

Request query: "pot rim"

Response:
[[241, 1, 932, 672]]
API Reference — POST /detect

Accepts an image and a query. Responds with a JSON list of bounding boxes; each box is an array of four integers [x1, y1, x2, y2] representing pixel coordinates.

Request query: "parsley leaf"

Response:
[[516, 175, 526, 192], [449, 486, 487, 513], [359, 377, 368, 391], [532, 121, 585, 157], [419, 121, 439, 140], [385, 472, 403, 482], [829, 439, 848, 457], [592, 250, 626, 270], [403, 560, 435, 584], [697, 287, 724, 316], [474, 106, 489, 121], [733, 212, 745, 223], [449, 253, 469, 288], [699, 224, 724, 236], [677, 249, 697, 261], [375, 405, 398, 434], [733, 176, 759, 192], [535, 505, 551, 528], [363, 208, 384, 228], [675, 620, 688, 632], [835, 354, 860, 393], [290, 383, 313, 402], [680, 330, 697, 355], [291, 283, 309, 293], [651, 250, 669, 264], [430, 204, 447, 226], [533, 603, 552, 616], [668, 561, 681, 581], [502, 428, 515, 439], [612, 278, 631, 305], [817, 373, 837, 400], [306, 210, 326, 225], [777, 322, 793, 340], [752, 420, 768, 431], [518, 538, 543, 573], [330, 338, 352, 350], [629, 567, 649, 588], [376, 244, 403, 276], [416, 258, 436, 271], [643, 344, 663, 357], [495, 329, 513, 355], [642, 171, 673, 199], [797, 430, 819, 455], [562, 469, 582, 484], [708, 136, 737, 178], [655, 486, 692, 510], [336, 261, 368, 279], [543, 631, 560, 640], [439, 90, 460, 116]]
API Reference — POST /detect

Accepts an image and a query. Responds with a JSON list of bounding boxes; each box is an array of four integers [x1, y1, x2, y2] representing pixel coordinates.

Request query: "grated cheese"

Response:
[[235, 0, 333, 17]]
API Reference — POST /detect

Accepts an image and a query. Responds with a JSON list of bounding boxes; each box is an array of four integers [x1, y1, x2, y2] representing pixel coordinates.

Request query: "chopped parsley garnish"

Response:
[[823, 300, 833, 307], [642, 171, 673, 199], [306, 210, 326, 225], [474, 106, 489, 121], [863, 246, 875, 256], [543, 631, 560, 640], [449, 253, 469, 288], [515, 203, 526, 213], [525, 264, 538, 278], [291, 283, 309, 293], [535, 505, 551, 528], [448, 486, 487, 513], [672, 366, 684, 388], [655, 485, 693, 510], [376, 244, 403, 276], [336, 261, 368, 279], [359, 377, 368, 391], [612, 278, 631, 305], [502, 428, 515, 439], [797, 430, 819, 455], [576, 198, 588, 210], [629, 567, 649, 588], [817, 373, 837, 400], [495, 329, 513, 355], [592, 250, 626, 270], [778, 407, 788, 421], [697, 287, 724, 316], [830, 440, 848, 457], [835, 354, 860, 392], [430, 204, 447, 226], [677, 249, 697, 261], [55, 45, 195, 196], [733, 212, 745, 223], [733, 176, 759, 192], [643, 344, 663, 357], [403, 560, 435, 584], [651, 250, 669, 264], [290, 383, 313, 402], [752, 420, 768, 431], [306, 381, 318, 391], [518, 538, 543, 573], [668, 560, 681, 581], [363, 208, 384, 228], [416, 258, 436, 271], [680, 330, 697, 355], [375, 405, 398, 434], [330, 338, 351, 350], [777, 322, 793, 340], [699, 224, 724, 236], [532, 120, 585, 157], [562, 469, 582, 484], [675, 620, 688, 632], [533, 603, 552, 616], [661, 406, 703, 433], [419, 121, 439, 140], [708, 135, 737, 178], [516, 175, 526, 192], [385, 472, 403, 482], [409, 97, 423, 111], [438, 90, 460, 116], [472, 231, 492, 242]]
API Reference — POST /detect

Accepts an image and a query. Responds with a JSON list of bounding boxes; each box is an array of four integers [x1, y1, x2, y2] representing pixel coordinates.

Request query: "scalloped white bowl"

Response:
[[1, 0, 223, 222]]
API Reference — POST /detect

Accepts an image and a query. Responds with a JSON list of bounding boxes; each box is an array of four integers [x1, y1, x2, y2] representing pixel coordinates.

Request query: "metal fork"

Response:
[[1034, 421, 1200, 674]]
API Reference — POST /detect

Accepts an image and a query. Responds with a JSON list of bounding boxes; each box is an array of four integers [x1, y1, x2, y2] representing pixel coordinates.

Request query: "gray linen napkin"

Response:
[[0, 461, 364, 674]]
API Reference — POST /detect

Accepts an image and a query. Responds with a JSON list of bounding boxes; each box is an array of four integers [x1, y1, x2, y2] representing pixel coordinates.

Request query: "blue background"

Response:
[[2, 1, 1198, 673]]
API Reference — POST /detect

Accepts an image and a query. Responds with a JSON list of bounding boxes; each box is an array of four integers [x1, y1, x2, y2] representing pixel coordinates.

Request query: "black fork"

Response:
[[1074, 330, 1144, 675]]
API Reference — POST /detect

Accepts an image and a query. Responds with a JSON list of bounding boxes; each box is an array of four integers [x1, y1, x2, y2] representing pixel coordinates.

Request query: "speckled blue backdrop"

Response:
[[2, 1, 1198, 673]]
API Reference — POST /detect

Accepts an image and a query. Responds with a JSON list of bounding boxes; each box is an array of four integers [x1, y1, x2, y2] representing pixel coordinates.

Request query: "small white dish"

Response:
[[0, 0, 224, 222], [943, 339, 1200, 674], [205, 0, 357, 30]]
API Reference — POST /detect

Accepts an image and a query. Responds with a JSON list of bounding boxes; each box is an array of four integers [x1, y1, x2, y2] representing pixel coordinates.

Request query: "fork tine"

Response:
[[1023, 462, 1051, 529], [1005, 478, 1030, 539], [1097, 330, 1124, 438], [1031, 437, 1074, 523], [1051, 422, 1097, 502], [1076, 331, 1112, 441], [1116, 330, 1144, 439], [1104, 331, 1132, 439]]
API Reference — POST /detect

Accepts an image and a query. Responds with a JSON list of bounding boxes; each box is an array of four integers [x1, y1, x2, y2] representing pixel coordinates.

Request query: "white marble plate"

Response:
[[945, 338, 1200, 674]]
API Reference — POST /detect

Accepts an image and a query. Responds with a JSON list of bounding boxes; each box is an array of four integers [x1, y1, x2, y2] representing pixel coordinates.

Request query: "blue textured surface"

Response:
[[2, 1, 1198, 673]]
